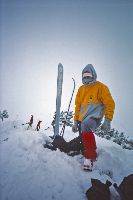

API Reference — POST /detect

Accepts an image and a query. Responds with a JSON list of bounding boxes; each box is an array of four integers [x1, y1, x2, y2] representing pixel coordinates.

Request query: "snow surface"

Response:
[[0, 121, 133, 200]]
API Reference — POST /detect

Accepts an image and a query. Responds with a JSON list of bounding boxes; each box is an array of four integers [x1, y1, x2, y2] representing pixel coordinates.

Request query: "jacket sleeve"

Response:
[[74, 87, 81, 121], [100, 85, 115, 121]]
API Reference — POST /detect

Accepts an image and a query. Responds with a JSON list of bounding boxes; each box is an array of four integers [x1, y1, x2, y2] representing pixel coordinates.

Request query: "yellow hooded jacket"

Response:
[[74, 65, 115, 122]]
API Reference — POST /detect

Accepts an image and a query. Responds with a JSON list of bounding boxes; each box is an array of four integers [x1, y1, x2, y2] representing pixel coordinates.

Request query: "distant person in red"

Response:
[[26, 115, 34, 130], [28, 115, 33, 127], [35, 120, 42, 131]]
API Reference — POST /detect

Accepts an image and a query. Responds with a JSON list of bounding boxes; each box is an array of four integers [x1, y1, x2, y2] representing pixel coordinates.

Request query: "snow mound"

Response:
[[0, 121, 133, 200]]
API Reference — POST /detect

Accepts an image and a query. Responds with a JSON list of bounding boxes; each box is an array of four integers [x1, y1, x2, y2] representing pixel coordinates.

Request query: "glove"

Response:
[[72, 121, 79, 133], [101, 119, 111, 131]]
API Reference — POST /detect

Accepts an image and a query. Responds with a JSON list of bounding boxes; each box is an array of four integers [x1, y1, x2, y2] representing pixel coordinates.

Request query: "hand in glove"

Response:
[[101, 119, 111, 131], [72, 121, 79, 133]]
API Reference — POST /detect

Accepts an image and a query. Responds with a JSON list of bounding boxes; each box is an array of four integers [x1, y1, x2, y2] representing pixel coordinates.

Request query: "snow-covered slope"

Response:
[[0, 121, 133, 200]]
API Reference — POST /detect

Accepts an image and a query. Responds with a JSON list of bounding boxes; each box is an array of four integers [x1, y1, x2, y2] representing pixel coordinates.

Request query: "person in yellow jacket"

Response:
[[72, 64, 115, 170]]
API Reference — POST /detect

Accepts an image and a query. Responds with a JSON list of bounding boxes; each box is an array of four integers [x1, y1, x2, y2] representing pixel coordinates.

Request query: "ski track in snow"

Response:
[[0, 121, 133, 200]]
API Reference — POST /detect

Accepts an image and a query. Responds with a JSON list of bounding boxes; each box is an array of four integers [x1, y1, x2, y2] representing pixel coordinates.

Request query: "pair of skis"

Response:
[[54, 63, 75, 138]]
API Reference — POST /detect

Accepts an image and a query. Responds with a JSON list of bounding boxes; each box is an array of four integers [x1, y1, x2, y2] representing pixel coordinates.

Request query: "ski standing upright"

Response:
[[54, 63, 63, 137]]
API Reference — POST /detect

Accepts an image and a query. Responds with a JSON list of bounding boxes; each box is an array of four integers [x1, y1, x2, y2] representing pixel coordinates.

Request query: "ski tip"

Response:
[[72, 77, 75, 82], [58, 63, 63, 68]]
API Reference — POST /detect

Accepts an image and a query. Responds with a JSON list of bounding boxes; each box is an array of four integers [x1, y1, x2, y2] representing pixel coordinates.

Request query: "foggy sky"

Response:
[[0, 0, 133, 136]]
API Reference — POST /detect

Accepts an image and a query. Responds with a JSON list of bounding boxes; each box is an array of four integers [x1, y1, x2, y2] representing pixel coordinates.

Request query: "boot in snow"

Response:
[[83, 158, 93, 171]]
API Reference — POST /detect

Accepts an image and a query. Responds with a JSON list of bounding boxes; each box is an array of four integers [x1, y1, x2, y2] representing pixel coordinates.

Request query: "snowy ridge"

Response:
[[0, 121, 133, 200]]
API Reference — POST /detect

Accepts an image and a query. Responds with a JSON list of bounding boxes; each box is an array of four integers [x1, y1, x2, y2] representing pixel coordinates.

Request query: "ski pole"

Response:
[[60, 78, 76, 137], [78, 121, 84, 154], [22, 123, 29, 126]]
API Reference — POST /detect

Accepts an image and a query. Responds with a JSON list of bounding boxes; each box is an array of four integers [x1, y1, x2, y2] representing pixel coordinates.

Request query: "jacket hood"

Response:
[[82, 64, 97, 84]]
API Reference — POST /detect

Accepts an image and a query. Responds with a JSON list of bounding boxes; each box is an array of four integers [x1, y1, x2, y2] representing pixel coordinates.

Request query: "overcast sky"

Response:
[[0, 0, 133, 136]]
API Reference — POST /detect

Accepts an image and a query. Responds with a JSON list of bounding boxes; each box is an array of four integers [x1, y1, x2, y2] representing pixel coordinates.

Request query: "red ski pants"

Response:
[[81, 132, 97, 160]]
